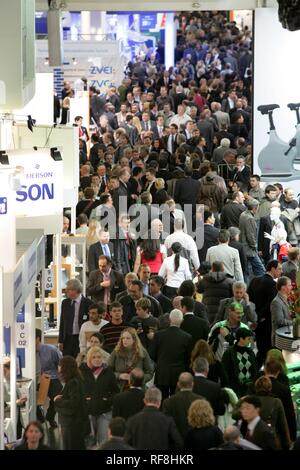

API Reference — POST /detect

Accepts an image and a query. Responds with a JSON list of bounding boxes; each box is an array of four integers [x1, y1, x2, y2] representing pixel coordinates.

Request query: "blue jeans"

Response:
[[247, 255, 266, 277]]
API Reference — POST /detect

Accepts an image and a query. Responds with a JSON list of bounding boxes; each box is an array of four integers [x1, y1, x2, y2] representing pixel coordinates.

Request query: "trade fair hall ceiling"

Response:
[[36, 0, 277, 12]]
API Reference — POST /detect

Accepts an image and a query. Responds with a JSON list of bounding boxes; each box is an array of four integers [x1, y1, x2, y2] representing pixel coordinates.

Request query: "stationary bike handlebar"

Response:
[[288, 103, 300, 124]]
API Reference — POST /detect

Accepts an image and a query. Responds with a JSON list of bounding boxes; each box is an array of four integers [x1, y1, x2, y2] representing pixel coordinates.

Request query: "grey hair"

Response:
[[169, 309, 183, 326], [144, 386, 162, 404], [228, 226, 240, 240], [66, 278, 83, 293], [233, 281, 247, 291], [220, 138, 230, 148], [193, 356, 209, 374], [247, 198, 259, 210]]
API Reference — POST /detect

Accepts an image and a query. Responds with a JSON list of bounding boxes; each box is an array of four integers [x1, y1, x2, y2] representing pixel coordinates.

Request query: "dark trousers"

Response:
[[63, 334, 79, 358], [256, 320, 272, 368], [163, 286, 178, 300], [157, 385, 176, 401], [46, 379, 63, 422], [61, 425, 85, 450]]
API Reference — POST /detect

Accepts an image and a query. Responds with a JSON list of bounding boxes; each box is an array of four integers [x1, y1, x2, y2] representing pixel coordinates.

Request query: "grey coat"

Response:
[[270, 293, 292, 346], [215, 297, 257, 324], [239, 209, 258, 257]]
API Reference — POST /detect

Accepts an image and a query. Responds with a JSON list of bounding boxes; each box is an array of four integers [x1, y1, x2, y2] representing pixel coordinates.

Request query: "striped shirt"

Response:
[[100, 322, 130, 353]]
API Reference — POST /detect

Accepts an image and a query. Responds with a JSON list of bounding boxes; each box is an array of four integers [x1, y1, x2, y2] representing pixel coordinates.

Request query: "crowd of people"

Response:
[[10, 11, 300, 451]]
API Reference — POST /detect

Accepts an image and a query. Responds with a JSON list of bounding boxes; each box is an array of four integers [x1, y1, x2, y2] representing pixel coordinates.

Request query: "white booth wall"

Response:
[[253, 8, 300, 194]]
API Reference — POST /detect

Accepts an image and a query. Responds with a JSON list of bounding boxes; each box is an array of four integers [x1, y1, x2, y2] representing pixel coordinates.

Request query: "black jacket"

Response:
[[153, 293, 173, 314], [241, 418, 276, 450], [162, 390, 201, 439], [125, 406, 183, 450], [248, 274, 277, 322], [80, 363, 119, 416], [197, 224, 219, 263], [184, 425, 223, 451], [86, 269, 126, 303], [150, 326, 192, 387], [120, 294, 162, 323], [99, 437, 134, 450], [193, 376, 226, 416], [174, 177, 200, 209], [220, 202, 246, 229], [58, 296, 93, 344], [87, 241, 115, 273], [113, 228, 137, 274], [180, 314, 209, 348], [112, 387, 145, 420], [55, 377, 88, 427], [197, 272, 233, 325]]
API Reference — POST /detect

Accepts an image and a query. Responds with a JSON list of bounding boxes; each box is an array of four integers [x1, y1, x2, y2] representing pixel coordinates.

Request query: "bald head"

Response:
[[178, 372, 194, 390], [224, 426, 241, 445]]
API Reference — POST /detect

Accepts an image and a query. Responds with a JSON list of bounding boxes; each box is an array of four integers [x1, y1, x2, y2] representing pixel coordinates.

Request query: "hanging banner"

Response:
[[36, 40, 126, 96], [7, 149, 63, 217]]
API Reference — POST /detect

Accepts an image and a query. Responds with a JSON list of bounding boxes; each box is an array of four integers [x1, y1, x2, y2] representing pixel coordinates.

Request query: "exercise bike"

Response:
[[257, 102, 300, 181]]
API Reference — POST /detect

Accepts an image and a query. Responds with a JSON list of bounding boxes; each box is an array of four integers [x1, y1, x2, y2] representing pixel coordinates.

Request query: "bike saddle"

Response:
[[287, 103, 300, 110], [257, 104, 280, 114]]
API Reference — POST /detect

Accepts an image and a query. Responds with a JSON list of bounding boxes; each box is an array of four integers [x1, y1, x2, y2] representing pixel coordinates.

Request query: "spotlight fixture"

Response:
[[0, 150, 9, 165], [44, 57, 49, 65], [72, 57, 77, 65], [27, 115, 36, 132], [50, 147, 62, 161]]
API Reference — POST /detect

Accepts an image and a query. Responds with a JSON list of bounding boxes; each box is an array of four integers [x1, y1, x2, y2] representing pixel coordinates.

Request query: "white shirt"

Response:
[[247, 416, 261, 436], [170, 113, 190, 127], [164, 230, 199, 270], [79, 319, 108, 353], [158, 254, 192, 287], [72, 294, 82, 335]]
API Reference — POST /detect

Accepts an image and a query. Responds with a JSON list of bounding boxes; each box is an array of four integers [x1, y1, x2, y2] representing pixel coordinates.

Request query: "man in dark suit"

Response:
[[119, 280, 162, 322], [58, 279, 93, 357], [88, 229, 115, 273], [99, 417, 134, 450], [162, 372, 201, 440], [113, 214, 136, 274], [149, 276, 173, 314], [240, 395, 276, 450], [197, 210, 219, 263], [248, 260, 282, 367], [192, 357, 226, 416], [140, 111, 156, 132], [150, 309, 192, 400], [174, 167, 200, 212], [112, 168, 132, 217], [86, 255, 126, 305], [125, 387, 183, 450], [180, 297, 209, 347], [112, 368, 145, 420]]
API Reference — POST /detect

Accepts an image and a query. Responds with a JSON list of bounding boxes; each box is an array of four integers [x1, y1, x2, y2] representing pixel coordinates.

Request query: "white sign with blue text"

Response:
[[7, 149, 63, 217]]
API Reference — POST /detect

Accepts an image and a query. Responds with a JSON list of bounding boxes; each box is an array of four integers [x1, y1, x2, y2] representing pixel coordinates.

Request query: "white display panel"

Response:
[[13, 73, 54, 126], [253, 8, 300, 194]]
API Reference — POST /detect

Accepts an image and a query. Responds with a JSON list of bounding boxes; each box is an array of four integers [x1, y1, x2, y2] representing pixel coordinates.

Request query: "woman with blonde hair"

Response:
[[154, 178, 169, 205], [184, 399, 223, 450], [80, 346, 119, 446], [86, 219, 100, 251], [108, 327, 154, 390], [266, 349, 288, 383], [132, 116, 142, 134], [191, 340, 229, 387]]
